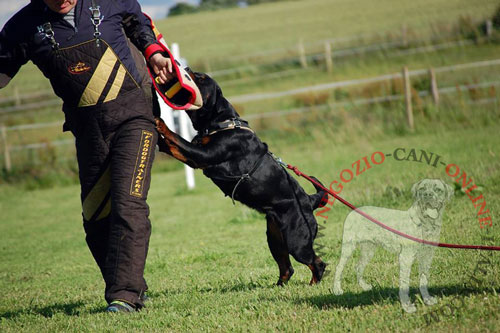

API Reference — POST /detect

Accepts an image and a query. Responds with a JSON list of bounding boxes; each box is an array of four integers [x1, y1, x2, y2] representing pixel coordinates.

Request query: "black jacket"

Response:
[[0, 0, 162, 88], [0, 0, 164, 134]]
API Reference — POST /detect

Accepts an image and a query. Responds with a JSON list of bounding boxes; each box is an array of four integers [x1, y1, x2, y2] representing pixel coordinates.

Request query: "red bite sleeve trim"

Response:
[[147, 42, 197, 110], [144, 43, 164, 61]]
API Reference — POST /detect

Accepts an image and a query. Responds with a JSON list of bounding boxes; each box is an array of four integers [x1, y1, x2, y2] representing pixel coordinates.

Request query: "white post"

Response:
[[429, 67, 439, 106], [1, 124, 11, 172], [158, 37, 175, 130], [325, 41, 333, 73], [298, 39, 308, 69], [172, 43, 196, 190]]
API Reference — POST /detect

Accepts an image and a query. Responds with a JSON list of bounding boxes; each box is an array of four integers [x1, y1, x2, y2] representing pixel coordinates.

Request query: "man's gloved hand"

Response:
[[149, 53, 174, 84]]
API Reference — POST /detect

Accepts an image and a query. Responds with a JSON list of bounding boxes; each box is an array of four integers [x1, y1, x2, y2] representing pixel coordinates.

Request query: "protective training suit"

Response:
[[0, 0, 166, 309]]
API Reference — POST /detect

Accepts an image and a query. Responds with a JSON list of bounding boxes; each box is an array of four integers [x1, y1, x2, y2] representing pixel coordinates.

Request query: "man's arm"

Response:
[[120, 0, 173, 83], [0, 17, 30, 88]]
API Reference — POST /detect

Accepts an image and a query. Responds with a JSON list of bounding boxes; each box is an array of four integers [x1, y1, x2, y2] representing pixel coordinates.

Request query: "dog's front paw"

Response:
[[332, 283, 343, 295], [359, 279, 373, 291], [401, 302, 417, 313], [423, 296, 437, 306]]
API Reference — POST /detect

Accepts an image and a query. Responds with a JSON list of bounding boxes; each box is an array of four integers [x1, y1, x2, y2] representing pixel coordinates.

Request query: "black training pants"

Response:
[[77, 116, 156, 309]]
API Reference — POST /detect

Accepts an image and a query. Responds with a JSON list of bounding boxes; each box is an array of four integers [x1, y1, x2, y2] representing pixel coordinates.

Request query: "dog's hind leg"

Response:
[[307, 255, 327, 285], [266, 214, 294, 286], [356, 242, 376, 291], [333, 241, 356, 295], [285, 229, 326, 285]]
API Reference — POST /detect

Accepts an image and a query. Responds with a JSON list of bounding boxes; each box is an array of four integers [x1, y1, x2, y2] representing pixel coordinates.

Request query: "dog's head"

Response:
[[411, 179, 453, 225], [185, 72, 239, 131]]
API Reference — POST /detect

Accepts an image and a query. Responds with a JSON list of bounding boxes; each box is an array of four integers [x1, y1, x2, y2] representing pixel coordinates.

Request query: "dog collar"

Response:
[[202, 118, 254, 136]]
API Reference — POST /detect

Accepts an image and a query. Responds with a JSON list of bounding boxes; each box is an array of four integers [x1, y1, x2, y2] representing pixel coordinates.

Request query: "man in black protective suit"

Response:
[[0, 0, 174, 312]]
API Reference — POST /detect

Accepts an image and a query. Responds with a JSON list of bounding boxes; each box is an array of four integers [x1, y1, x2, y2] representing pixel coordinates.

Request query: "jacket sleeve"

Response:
[[0, 16, 30, 89], [120, 0, 164, 62]]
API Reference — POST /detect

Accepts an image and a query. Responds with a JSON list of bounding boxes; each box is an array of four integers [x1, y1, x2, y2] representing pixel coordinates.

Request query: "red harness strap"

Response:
[[286, 164, 500, 251]]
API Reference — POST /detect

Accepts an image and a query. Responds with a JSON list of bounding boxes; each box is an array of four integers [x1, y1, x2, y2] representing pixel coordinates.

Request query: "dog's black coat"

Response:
[[156, 72, 327, 285]]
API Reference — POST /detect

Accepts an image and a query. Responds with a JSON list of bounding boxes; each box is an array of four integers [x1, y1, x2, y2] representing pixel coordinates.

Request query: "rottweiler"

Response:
[[155, 72, 327, 285]]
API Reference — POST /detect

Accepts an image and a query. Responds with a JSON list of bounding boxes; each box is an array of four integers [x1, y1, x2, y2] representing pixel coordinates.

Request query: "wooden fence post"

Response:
[[429, 67, 439, 105], [486, 20, 493, 39], [402, 66, 414, 130], [298, 39, 308, 69], [203, 59, 212, 74], [401, 24, 408, 47], [324, 41, 333, 73], [13, 86, 21, 106], [1, 124, 12, 172]]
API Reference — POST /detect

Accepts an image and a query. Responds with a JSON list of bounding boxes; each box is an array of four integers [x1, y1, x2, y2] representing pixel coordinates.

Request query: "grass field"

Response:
[[0, 0, 498, 97], [156, 0, 498, 65], [1, 0, 500, 331], [0, 120, 499, 331]]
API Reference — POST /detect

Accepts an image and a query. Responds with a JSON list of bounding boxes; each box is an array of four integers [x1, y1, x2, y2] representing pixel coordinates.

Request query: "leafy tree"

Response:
[[493, 5, 500, 29], [199, 0, 239, 10], [168, 3, 198, 16]]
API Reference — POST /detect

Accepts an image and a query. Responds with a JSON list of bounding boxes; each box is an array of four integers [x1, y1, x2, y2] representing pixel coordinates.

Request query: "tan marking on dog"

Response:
[[308, 264, 319, 285], [201, 136, 211, 145], [169, 145, 188, 163]]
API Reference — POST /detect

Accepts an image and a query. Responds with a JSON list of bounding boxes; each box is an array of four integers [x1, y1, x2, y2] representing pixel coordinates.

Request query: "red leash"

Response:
[[286, 164, 500, 251]]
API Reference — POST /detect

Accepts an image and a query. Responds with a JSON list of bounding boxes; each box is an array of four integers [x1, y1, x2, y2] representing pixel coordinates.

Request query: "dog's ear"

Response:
[[440, 180, 454, 201], [411, 180, 423, 198]]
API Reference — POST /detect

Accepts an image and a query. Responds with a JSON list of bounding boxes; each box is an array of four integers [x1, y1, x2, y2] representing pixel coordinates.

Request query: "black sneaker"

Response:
[[141, 293, 150, 304], [106, 300, 135, 313]]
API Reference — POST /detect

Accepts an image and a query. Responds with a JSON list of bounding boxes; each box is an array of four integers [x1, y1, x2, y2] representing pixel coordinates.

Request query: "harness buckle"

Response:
[[89, 5, 104, 47], [40, 22, 60, 51]]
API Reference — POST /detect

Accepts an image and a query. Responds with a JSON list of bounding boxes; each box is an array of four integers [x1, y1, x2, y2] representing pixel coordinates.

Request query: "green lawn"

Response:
[[1, 0, 499, 98], [0, 123, 499, 331], [0, 0, 499, 330], [157, 0, 498, 65]]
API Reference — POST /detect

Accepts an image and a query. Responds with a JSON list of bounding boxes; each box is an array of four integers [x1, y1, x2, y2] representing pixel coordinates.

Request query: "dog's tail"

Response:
[[308, 176, 328, 210]]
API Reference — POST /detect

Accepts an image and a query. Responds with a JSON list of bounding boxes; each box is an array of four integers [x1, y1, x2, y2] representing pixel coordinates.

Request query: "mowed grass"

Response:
[[0, 0, 499, 330], [157, 0, 498, 64], [0, 123, 499, 332], [1, 0, 499, 98]]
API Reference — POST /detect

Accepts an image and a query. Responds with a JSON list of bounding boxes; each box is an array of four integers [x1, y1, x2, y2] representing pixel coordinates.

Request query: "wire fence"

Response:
[[244, 81, 499, 120], [0, 54, 499, 171], [228, 59, 500, 104], [2, 75, 498, 152], [1, 31, 495, 111]]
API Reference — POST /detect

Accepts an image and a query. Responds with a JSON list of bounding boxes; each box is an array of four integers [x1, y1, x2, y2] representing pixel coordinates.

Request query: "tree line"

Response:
[[169, 0, 291, 17]]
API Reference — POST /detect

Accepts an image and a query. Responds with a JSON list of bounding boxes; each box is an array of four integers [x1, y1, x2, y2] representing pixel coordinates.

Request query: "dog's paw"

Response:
[[401, 302, 417, 313], [423, 296, 437, 306], [359, 279, 373, 291], [332, 283, 344, 295]]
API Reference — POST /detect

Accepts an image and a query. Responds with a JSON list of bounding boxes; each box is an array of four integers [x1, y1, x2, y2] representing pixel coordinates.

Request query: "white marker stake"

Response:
[[158, 38, 175, 129], [172, 43, 196, 190]]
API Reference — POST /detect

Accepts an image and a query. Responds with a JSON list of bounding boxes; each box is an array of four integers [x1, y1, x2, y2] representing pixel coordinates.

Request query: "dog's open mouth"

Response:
[[423, 201, 441, 219]]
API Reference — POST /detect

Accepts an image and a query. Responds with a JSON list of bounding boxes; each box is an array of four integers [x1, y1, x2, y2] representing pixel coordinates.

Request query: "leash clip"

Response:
[[233, 119, 242, 128], [269, 152, 287, 168]]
